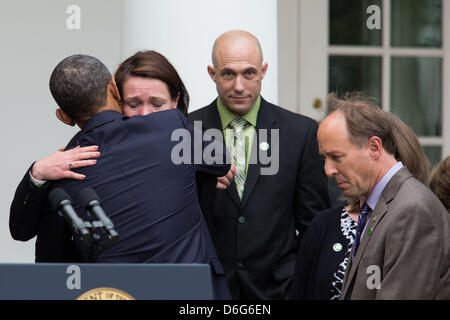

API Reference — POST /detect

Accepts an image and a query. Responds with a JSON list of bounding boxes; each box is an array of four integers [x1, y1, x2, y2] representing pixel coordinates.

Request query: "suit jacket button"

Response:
[[237, 262, 245, 270], [23, 194, 30, 206], [238, 216, 247, 224]]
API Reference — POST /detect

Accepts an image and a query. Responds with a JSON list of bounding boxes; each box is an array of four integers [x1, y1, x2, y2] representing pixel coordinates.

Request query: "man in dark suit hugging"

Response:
[[11, 54, 232, 299]]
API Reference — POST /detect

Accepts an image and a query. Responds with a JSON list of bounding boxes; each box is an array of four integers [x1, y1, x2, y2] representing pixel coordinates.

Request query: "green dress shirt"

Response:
[[217, 96, 261, 180]]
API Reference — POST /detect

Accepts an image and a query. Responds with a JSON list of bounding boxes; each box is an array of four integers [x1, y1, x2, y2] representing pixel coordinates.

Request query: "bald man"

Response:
[[189, 30, 330, 299]]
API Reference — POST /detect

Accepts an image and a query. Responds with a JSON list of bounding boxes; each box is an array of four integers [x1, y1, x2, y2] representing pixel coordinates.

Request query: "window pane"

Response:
[[391, 0, 442, 47], [330, 0, 382, 46], [423, 146, 442, 168], [391, 57, 442, 136], [329, 56, 382, 106]]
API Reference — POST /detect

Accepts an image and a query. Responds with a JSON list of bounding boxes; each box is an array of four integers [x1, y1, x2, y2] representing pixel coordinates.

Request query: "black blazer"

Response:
[[189, 97, 330, 299], [10, 109, 232, 300], [10, 165, 83, 263]]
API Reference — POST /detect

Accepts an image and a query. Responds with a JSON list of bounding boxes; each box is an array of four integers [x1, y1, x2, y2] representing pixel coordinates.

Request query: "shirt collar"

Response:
[[83, 110, 124, 132], [217, 96, 261, 130], [366, 162, 404, 210]]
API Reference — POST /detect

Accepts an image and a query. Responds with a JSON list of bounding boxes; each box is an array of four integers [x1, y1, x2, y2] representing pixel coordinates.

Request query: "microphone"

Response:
[[77, 188, 119, 242], [48, 188, 92, 244]]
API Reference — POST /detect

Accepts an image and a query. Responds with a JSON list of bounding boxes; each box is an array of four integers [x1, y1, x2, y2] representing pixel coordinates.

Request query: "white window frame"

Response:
[[277, 0, 450, 158]]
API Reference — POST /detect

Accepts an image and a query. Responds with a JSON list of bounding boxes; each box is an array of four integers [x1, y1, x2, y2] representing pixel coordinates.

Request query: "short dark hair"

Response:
[[114, 50, 189, 117], [49, 54, 112, 122]]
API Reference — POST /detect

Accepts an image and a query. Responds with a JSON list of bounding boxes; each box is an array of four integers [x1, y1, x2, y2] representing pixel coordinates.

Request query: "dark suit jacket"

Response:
[[290, 206, 352, 300], [342, 167, 450, 299], [10, 109, 231, 300], [10, 165, 83, 262], [189, 97, 330, 299]]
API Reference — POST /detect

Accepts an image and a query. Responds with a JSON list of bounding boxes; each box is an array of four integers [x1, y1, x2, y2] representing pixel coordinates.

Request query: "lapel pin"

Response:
[[372, 217, 377, 222], [367, 227, 373, 237], [259, 142, 269, 151], [333, 243, 343, 252]]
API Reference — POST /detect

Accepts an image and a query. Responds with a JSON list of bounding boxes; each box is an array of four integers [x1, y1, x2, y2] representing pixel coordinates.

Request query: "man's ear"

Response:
[[368, 136, 383, 160], [109, 78, 121, 103], [55, 109, 76, 126], [261, 62, 268, 79], [207, 65, 216, 82]]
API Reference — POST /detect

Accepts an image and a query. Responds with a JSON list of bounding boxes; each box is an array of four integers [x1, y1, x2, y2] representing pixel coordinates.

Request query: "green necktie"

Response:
[[230, 117, 247, 200]]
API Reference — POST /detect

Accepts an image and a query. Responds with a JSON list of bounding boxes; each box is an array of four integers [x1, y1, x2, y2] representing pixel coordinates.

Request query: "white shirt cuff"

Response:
[[29, 171, 47, 187]]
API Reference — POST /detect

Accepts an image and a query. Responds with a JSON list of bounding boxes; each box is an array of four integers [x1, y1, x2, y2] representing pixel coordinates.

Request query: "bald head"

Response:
[[208, 30, 268, 116], [212, 30, 264, 67]]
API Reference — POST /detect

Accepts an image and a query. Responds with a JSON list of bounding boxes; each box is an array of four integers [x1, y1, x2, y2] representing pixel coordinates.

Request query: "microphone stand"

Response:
[[50, 188, 119, 263], [69, 218, 119, 263]]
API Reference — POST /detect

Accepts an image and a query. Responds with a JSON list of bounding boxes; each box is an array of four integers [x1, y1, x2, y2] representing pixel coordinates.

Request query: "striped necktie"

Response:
[[230, 117, 247, 200], [352, 203, 370, 257]]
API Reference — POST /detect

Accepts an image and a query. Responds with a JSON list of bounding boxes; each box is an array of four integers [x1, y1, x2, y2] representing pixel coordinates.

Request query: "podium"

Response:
[[0, 263, 213, 300]]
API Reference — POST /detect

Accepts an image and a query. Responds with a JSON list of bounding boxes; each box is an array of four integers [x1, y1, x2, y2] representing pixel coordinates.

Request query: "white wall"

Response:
[[0, 0, 121, 262], [121, 0, 278, 111], [1, 0, 278, 263]]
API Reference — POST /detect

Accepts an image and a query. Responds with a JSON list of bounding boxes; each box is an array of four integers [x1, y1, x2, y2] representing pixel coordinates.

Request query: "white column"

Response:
[[121, 0, 278, 112], [298, 0, 328, 120]]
